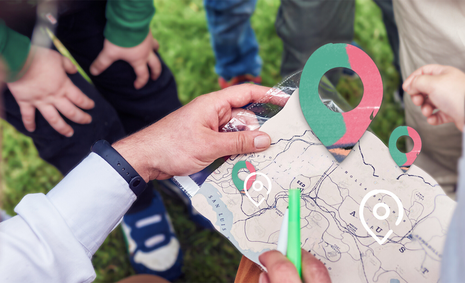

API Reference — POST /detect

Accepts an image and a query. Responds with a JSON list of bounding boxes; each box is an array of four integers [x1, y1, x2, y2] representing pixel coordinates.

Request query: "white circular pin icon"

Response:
[[244, 172, 272, 207], [359, 189, 404, 245]]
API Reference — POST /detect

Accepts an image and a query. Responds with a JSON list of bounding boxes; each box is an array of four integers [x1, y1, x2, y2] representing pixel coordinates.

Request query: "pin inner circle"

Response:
[[373, 203, 390, 220]]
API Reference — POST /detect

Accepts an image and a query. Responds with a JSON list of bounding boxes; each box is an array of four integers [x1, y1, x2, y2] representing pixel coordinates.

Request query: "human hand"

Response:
[[90, 31, 161, 89], [258, 250, 331, 283], [403, 64, 465, 131], [113, 84, 288, 181], [6, 46, 95, 137]]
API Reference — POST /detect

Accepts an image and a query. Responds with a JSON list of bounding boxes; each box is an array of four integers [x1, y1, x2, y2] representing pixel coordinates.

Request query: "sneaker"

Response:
[[159, 178, 214, 230], [122, 190, 183, 281], [218, 74, 262, 89]]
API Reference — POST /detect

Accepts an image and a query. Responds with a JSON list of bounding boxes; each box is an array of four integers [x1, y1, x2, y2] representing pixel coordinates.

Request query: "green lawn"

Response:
[[1, 0, 403, 282]]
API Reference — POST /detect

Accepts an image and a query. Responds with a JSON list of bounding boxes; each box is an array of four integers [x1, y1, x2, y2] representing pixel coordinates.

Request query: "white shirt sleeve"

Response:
[[0, 153, 137, 283]]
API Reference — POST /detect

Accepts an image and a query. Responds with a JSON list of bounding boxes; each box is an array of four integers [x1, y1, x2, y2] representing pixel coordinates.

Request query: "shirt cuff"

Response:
[[104, 21, 150, 48], [46, 153, 137, 256], [0, 23, 31, 82], [103, 0, 155, 48]]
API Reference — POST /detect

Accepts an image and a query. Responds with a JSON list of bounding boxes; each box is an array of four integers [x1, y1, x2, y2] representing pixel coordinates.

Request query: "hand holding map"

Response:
[[188, 44, 455, 283]]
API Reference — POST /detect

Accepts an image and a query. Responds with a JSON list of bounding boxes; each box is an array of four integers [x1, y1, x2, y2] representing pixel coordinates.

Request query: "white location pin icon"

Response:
[[243, 172, 272, 207], [359, 189, 404, 245]]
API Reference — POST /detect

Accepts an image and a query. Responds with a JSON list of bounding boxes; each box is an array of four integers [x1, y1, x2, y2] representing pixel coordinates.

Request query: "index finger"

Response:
[[403, 64, 447, 92], [216, 84, 290, 109]]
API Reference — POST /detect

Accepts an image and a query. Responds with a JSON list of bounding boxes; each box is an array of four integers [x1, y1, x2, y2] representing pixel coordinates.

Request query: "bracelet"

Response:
[[91, 140, 147, 197]]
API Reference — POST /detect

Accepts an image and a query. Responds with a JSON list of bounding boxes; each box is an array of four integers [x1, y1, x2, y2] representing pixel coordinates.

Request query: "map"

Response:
[[191, 90, 456, 283]]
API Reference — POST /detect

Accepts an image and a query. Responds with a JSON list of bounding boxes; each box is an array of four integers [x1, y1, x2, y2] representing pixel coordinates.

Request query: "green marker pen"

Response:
[[287, 188, 301, 277]]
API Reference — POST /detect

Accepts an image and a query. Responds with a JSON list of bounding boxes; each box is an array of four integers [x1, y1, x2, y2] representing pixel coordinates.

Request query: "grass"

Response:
[[1, 0, 403, 282]]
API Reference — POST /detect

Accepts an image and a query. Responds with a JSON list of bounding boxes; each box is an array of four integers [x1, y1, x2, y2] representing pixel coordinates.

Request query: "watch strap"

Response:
[[91, 140, 147, 197]]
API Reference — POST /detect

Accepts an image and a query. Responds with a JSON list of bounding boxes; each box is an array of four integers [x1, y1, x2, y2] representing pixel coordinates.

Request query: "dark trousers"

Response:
[[1, 1, 182, 212], [276, 0, 401, 79]]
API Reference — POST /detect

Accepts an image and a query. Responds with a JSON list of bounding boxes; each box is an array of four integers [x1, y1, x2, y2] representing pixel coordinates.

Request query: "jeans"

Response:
[[204, 0, 262, 81]]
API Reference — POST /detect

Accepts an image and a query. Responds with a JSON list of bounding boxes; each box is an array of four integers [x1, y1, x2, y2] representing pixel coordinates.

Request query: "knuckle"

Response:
[[73, 94, 85, 105], [56, 125, 68, 134], [139, 71, 149, 80], [273, 261, 296, 274], [93, 61, 102, 69], [67, 108, 78, 119], [308, 262, 330, 280], [23, 116, 34, 123], [103, 53, 114, 62], [235, 133, 249, 153], [47, 115, 60, 125]]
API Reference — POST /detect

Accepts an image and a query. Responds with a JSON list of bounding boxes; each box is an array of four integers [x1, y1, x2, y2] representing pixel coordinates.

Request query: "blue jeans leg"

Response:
[[205, 0, 262, 80]]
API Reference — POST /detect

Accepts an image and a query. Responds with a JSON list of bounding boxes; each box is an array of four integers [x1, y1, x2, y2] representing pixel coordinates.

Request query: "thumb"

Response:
[[408, 74, 440, 97], [90, 51, 115, 76], [152, 37, 160, 51], [214, 131, 271, 157], [62, 57, 77, 74]]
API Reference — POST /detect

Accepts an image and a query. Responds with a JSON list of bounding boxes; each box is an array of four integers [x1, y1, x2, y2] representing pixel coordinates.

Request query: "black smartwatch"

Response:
[[91, 140, 147, 197]]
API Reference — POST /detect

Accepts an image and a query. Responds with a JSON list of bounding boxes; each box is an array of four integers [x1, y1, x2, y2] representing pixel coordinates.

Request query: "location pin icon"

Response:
[[359, 189, 404, 245], [232, 161, 256, 192], [232, 161, 273, 207], [243, 172, 272, 207], [299, 43, 383, 162], [389, 126, 422, 172]]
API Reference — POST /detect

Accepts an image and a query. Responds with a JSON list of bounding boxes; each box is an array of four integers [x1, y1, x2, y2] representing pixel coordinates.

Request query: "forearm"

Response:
[[104, 0, 155, 47], [0, 20, 31, 82]]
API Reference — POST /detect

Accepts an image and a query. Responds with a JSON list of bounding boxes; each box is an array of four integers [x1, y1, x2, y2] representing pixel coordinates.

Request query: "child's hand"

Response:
[[90, 32, 161, 90], [7, 47, 94, 137], [403, 64, 464, 131]]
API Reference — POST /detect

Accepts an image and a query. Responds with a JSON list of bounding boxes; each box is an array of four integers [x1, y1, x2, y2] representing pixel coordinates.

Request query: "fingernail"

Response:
[[89, 67, 97, 75], [66, 131, 74, 137], [254, 135, 270, 149]]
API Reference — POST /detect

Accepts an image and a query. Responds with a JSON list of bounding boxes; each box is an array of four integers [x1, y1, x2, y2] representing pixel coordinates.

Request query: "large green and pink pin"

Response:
[[231, 44, 423, 194], [299, 43, 421, 171]]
